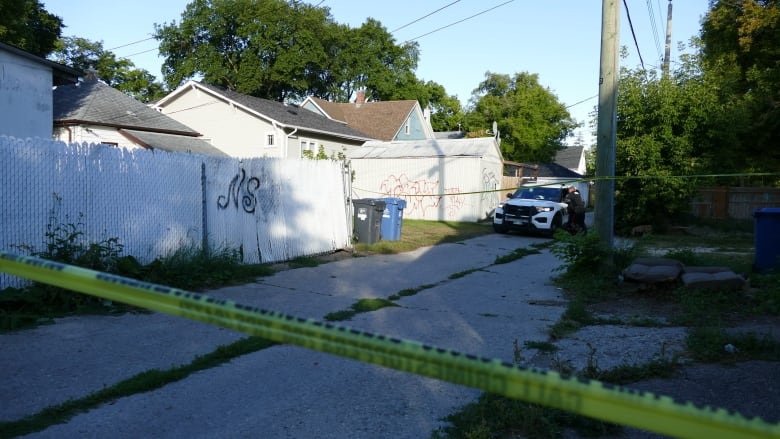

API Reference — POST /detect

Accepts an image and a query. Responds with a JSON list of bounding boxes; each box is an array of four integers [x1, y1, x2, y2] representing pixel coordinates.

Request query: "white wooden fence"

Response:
[[0, 137, 352, 288]]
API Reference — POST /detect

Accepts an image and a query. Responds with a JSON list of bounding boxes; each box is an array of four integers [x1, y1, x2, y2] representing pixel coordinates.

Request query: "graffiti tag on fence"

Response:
[[217, 168, 260, 213]]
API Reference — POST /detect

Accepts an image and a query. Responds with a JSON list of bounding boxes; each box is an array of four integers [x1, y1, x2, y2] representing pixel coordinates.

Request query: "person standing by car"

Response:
[[565, 185, 587, 234]]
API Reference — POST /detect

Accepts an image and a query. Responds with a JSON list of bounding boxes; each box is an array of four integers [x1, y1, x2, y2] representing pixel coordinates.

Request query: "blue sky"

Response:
[[44, 0, 711, 144]]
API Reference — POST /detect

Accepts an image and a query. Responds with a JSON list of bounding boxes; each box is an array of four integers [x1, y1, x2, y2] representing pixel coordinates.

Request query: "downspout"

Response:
[[286, 127, 298, 158]]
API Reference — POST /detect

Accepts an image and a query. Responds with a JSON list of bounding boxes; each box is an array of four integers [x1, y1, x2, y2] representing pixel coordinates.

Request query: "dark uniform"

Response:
[[565, 186, 587, 233]]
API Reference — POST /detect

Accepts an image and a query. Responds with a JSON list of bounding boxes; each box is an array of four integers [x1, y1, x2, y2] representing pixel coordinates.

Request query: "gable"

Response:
[[54, 81, 200, 135], [554, 145, 586, 173], [158, 82, 373, 141], [301, 97, 429, 141]]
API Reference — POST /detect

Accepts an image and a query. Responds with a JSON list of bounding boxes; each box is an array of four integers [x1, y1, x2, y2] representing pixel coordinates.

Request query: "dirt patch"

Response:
[[544, 288, 780, 438]]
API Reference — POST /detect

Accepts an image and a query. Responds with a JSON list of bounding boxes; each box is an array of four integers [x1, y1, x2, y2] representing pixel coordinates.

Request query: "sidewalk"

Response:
[[1, 234, 571, 438]]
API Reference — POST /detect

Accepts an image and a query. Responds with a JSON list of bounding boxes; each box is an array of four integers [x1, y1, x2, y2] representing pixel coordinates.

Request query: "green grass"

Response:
[[523, 340, 559, 353], [323, 298, 400, 321], [388, 284, 438, 301], [353, 220, 493, 254], [437, 223, 777, 439], [494, 247, 541, 264], [0, 337, 276, 438]]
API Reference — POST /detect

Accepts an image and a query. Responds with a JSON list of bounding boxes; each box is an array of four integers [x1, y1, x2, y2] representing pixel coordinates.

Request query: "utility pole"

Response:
[[663, 0, 673, 75], [595, 0, 620, 254]]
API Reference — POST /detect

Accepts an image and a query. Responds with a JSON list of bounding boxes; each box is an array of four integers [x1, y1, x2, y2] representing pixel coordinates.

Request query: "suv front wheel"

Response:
[[548, 213, 563, 237], [493, 222, 509, 234]]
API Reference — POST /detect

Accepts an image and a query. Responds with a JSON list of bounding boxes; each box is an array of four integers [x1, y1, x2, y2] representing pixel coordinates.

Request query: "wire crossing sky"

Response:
[[45, 0, 711, 146]]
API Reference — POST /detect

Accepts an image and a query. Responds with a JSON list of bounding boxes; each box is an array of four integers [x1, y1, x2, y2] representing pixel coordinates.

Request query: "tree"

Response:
[[415, 80, 463, 132], [155, 1, 429, 106], [464, 72, 577, 163], [700, 0, 780, 179], [155, 0, 335, 101], [0, 0, 63, 56], [50, 37, 166, 103], [611, 54, 717, 228]]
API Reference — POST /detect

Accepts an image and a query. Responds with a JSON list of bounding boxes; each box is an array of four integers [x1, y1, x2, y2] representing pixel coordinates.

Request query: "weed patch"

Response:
[[432, 392, 621, 439], [0, 337, 275, 437], [449, 268, 483, 279], [323, 298, 400, 321], [494, 247, 541, 265]]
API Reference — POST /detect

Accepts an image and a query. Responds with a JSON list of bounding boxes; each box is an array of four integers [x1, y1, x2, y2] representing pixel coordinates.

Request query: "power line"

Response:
[[122, 47, 159, 58], [623, 0, 645, 69], [390, 0, 461, 33], [403, 0, 514, 43], [646, 0, 663, 62], [566, 94, 598, 109], [108, 36, 155, 51]]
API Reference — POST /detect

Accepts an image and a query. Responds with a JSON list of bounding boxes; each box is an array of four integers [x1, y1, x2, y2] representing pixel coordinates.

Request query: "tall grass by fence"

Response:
[[1, 137, 351, 288]]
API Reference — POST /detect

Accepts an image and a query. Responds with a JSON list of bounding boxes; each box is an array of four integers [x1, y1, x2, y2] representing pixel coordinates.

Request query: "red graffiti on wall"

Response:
[[378, 174, 464, 218]]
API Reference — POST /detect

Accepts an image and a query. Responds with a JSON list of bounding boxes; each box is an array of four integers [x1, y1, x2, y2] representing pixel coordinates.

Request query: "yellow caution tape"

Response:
[[1, 251, 777, 439]]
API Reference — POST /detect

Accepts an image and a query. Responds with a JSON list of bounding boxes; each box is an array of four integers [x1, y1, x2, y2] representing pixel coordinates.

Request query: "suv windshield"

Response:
[[512, 187, 562, 201]]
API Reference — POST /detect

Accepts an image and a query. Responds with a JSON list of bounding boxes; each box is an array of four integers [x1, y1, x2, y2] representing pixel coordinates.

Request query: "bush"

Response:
[[550, 231, 613, 274]]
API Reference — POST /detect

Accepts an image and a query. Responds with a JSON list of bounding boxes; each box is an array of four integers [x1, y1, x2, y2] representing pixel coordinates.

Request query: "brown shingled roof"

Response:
[[308, 97, 418, 141]]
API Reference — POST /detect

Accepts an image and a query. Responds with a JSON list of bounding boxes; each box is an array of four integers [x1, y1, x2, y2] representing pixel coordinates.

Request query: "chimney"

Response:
[[355, 89, 365, 106]]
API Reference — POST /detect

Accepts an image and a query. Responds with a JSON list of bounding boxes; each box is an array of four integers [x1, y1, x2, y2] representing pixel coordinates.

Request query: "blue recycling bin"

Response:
[[753, 207, 780, 272], [378, 197, 407, 241]]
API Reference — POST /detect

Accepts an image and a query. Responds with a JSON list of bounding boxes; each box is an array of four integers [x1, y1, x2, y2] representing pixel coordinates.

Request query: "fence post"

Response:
[[201, 161, 209, 257]]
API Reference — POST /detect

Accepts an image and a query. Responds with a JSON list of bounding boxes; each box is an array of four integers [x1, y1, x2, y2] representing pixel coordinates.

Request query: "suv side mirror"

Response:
[[506, 192, 513, 199]]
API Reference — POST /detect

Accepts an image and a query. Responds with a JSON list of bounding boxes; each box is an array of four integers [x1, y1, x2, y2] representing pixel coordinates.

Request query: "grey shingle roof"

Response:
[[54, 80, 200, 135], [554, 145, 584, 171], [197, 83, 374, 141], [121, 130, 228, 157], [523, 162, 583, 178]]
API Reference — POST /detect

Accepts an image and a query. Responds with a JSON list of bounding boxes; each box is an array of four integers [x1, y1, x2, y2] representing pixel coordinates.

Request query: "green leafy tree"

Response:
[[155, 1, 429, 107], [611, 56, 716, 228], [700, 0, 780, 180], [156, 0, 334, 101], [464, 72, 577, 163], [50, 37, 166, 103], [0, 0, 63, 56], [409, 79, 463, 132]]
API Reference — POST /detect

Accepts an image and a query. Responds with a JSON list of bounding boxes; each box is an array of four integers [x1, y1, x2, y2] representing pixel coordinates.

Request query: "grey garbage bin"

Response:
[[352, 199, 385, 244], [754, 207, 780, 272], [378, 197, 407, 241]]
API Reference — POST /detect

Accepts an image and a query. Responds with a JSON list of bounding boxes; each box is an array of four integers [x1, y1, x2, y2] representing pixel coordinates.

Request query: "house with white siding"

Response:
[[0, 41, 80, 140], [153, 81, 374, 159], [53, 80, 224, 156], [348, 137, 504, 222]]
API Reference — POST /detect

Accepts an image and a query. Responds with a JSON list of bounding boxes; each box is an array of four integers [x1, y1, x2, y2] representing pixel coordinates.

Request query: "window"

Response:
[[404, 121, 411, 135], [266, 133, 275, 147], [300, 139, 314, 152], [99, 142, 118, 147]]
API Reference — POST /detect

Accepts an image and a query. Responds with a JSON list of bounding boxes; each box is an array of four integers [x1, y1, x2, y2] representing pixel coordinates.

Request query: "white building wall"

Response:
[[0, 50, 53, 139], [53, 125, 144, 150], [158, 89, 278, 158], [350, 156, 502, 222], [290, 135, 358, 160], [157, 87, 366, 160]]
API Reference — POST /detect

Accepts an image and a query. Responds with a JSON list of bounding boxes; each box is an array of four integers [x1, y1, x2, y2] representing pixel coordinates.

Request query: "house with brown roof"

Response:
[[153, 81, 374, 159], [0, 41, 80, 139], [53, 80, 225, 156], [300, 91, 435, 142]]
